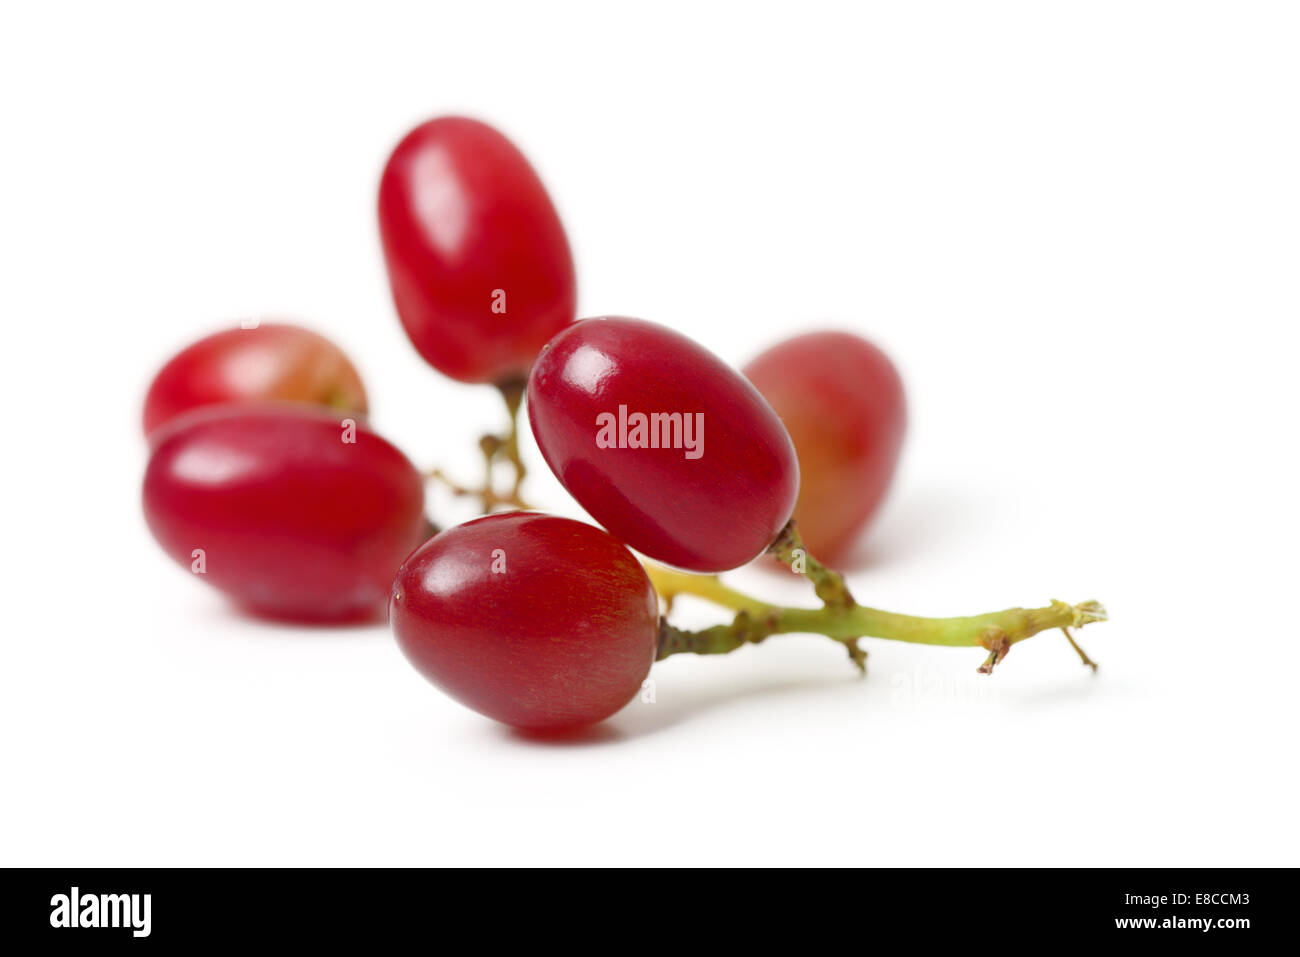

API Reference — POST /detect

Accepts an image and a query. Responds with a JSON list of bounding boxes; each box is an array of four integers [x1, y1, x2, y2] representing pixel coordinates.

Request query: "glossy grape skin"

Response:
[[142, 323, 368, 438], [527, 317, 800, 573], [378, 116, 576, 385], [391, 512, 658, 730], [143, 404, 427, 622], [744, 331, 905, 563]]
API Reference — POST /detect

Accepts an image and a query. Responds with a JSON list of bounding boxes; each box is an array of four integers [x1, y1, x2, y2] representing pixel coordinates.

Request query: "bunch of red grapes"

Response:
[[143, 117, 1104, 732]]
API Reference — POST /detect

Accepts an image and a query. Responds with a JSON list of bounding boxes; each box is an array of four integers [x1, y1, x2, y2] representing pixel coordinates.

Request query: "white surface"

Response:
[[2, 1, 1297, 867]]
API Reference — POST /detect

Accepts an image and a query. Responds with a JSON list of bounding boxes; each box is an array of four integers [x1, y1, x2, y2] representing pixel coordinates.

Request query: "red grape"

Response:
[[142, 322, 368, 438], [143, 404, 427, 622], [391, 512, 658, 730], [526, 317, 799, 572], [378, 117, 576, 385], [744, 332, 905, 562]]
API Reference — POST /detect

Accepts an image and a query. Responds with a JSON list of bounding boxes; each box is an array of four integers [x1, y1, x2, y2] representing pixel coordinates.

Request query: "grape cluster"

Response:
[[143, 115, 1103, 732]]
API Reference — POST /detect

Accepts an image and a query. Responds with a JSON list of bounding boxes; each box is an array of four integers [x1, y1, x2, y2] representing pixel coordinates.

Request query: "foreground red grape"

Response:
[[527, 317, 799, 572], [143, 323, 368, 437], [144, 404, 427, 622], [378, 116, 576, 385], [744, 331, 906, 563], [392, 513, 658, 730]]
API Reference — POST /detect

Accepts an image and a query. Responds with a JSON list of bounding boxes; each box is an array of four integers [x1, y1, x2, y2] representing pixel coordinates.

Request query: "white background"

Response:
[[2, 1, 1297, 867]]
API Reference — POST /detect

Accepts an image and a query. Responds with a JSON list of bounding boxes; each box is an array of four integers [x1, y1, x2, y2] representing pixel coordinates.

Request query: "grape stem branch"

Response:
[[429, 378, 534, 513], [649, 520, 1106, 674]]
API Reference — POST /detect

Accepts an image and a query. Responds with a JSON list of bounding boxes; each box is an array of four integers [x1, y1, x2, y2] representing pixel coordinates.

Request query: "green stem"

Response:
[[496, 378, 529, 502], [646, 521, 1107, 674], [429, 377, 534, 513], [767, 520, 855, 608]]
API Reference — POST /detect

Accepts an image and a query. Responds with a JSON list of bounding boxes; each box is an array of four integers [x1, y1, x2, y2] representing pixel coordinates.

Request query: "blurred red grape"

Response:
[[744, 331, 905, 563]]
